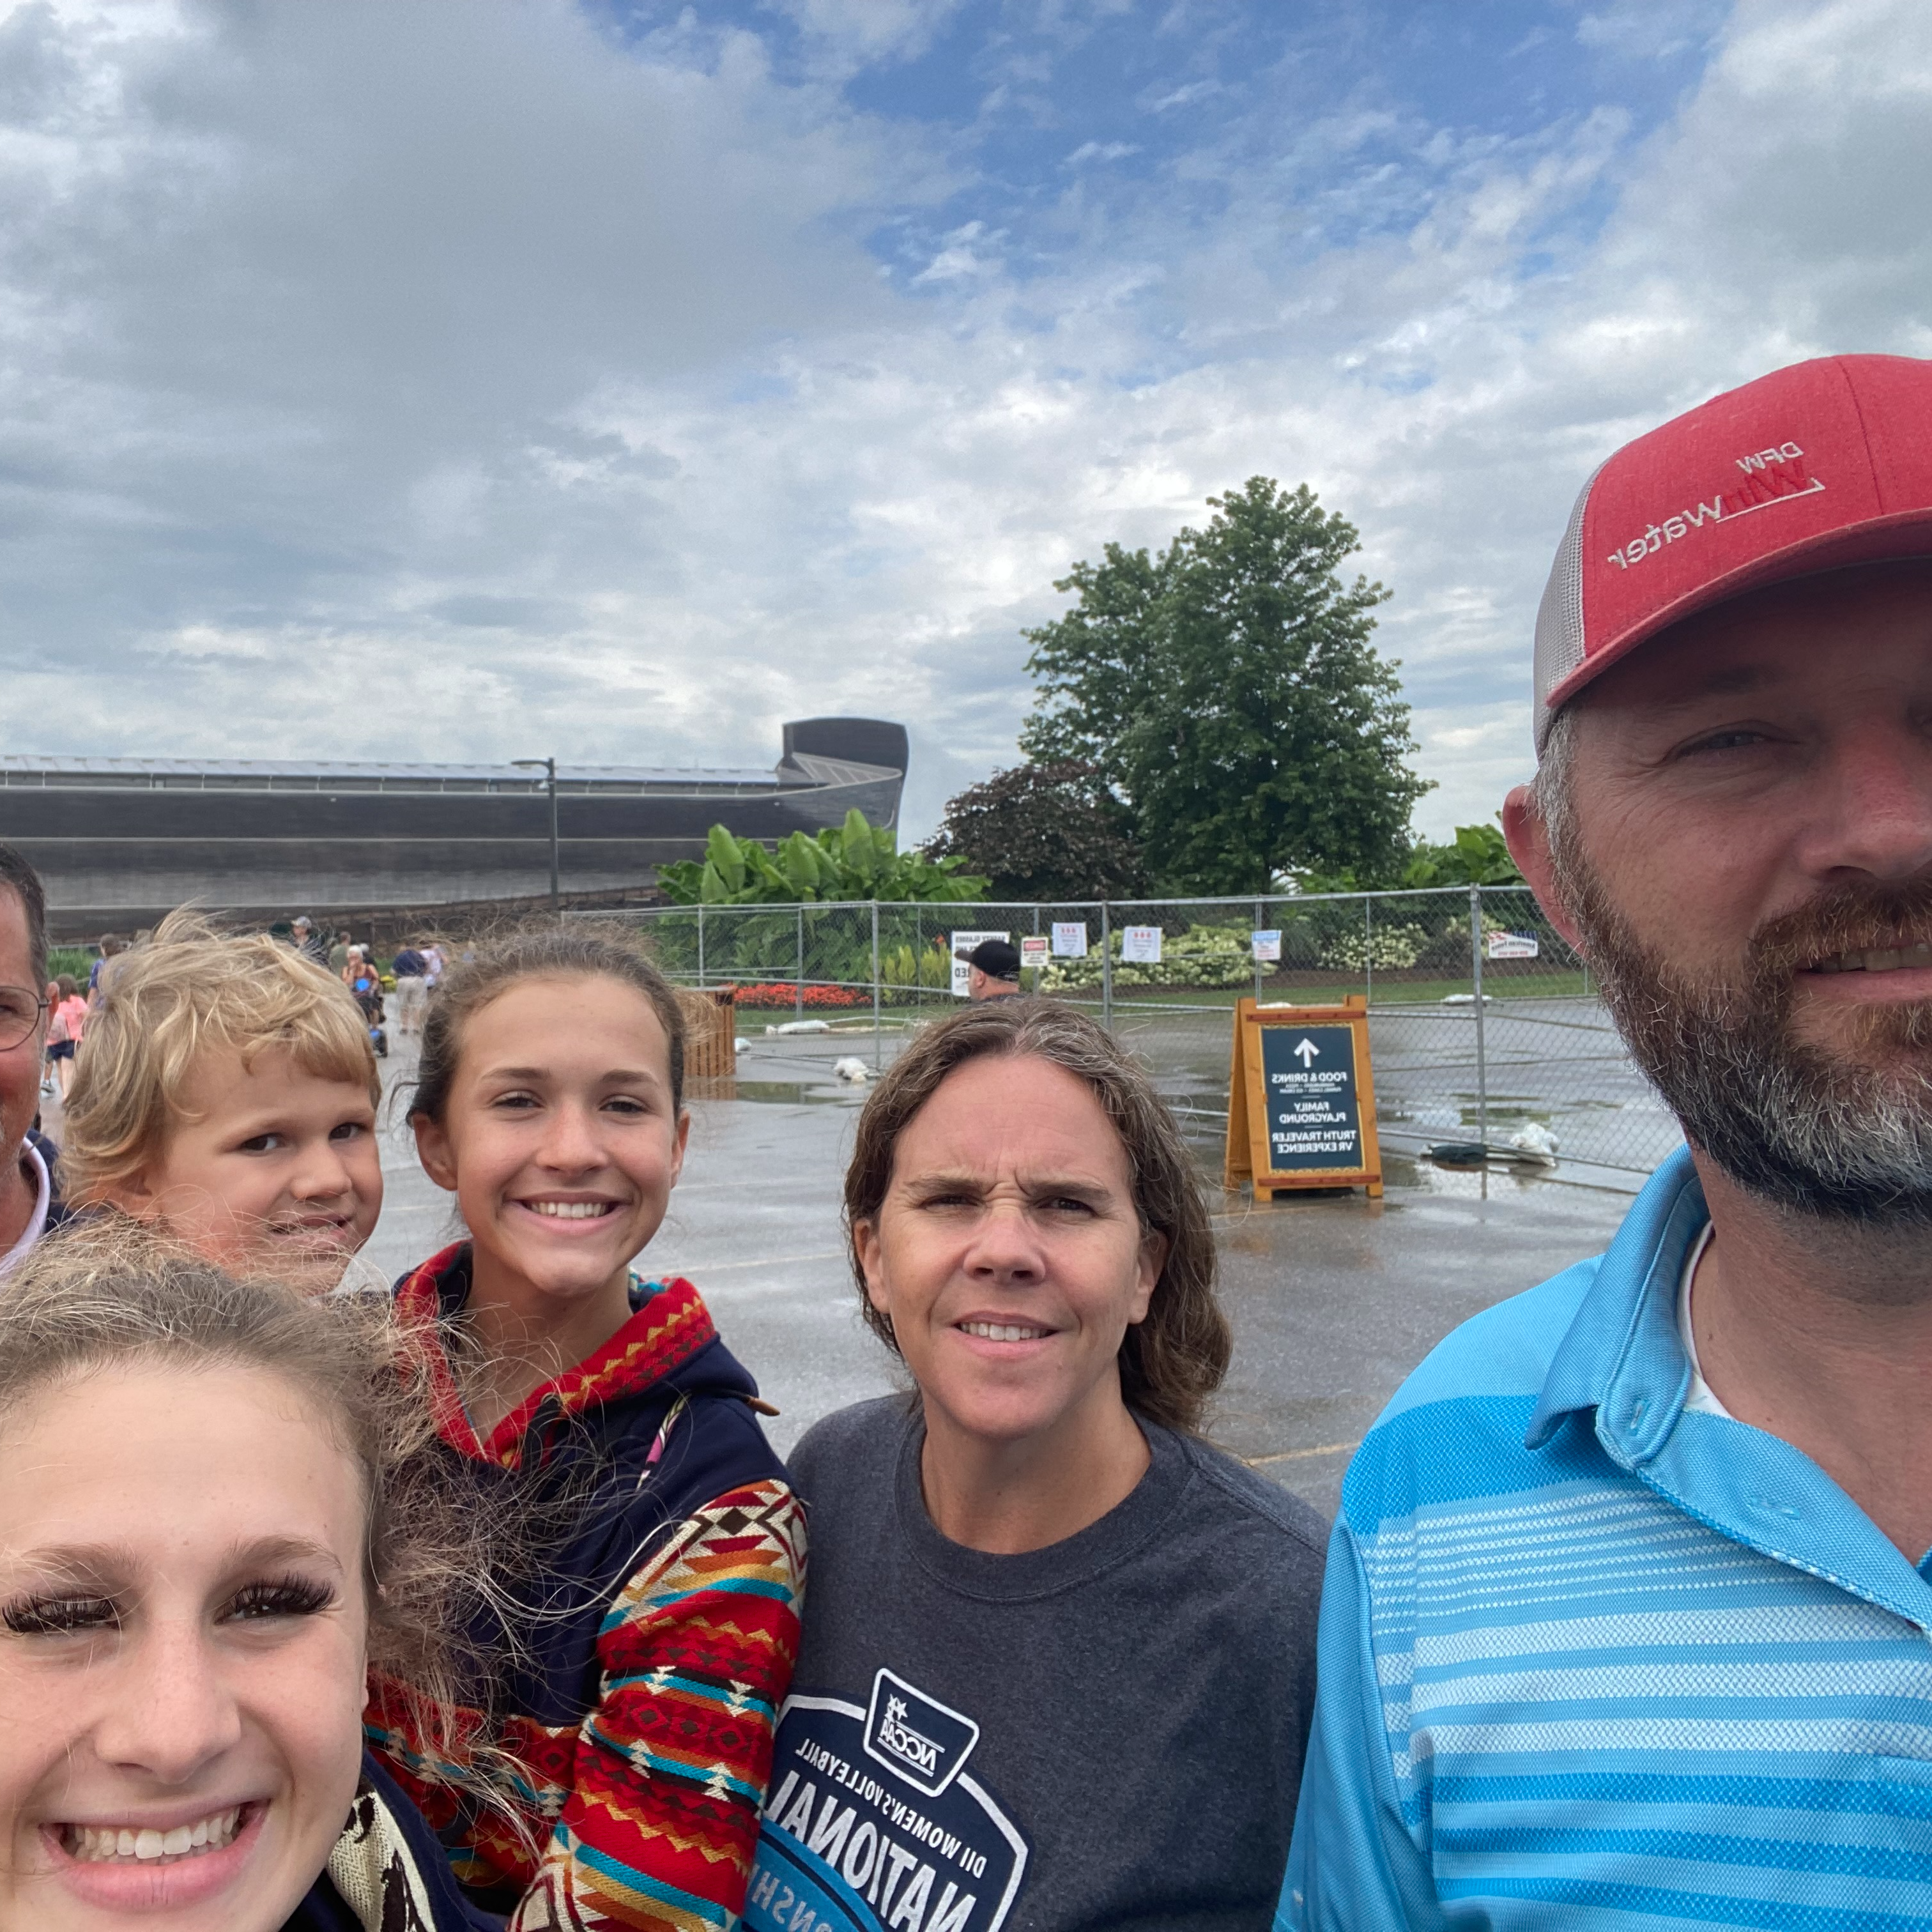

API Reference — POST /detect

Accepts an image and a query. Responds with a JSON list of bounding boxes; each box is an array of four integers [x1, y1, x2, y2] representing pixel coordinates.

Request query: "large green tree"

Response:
[[1019, 477, 1429, 894], [923, 760, 1148, 902]]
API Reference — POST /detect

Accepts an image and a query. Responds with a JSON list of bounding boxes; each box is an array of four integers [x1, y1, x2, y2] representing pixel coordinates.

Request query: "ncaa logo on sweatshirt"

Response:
[[862, 1670, 979, 1799]]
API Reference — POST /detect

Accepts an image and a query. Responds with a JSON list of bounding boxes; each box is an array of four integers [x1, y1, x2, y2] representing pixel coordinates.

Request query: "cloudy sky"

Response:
[[2, 0, 1928, 839]]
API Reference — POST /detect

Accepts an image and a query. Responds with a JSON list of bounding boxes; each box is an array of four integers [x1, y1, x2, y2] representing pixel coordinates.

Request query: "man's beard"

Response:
[[1561, 857, 1932, 1226]]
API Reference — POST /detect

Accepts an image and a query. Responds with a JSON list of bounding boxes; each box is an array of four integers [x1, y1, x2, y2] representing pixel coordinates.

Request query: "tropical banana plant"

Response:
[[658, 810, 986, 905]]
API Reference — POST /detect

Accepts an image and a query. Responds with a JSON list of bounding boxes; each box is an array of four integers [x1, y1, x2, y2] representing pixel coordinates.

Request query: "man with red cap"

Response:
[[1280, 356, 1932, 1928]]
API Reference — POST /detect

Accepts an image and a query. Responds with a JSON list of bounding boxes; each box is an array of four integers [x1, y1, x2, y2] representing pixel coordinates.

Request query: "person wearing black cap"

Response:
[[960, 937, 1022, 999], [289, 914, 329, 969]]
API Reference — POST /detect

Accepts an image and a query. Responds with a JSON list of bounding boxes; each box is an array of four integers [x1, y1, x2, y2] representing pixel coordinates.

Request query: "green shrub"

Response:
[[660, 813, 985, 906], [1041, 925, 1252, 991], [1317, 921, 1429, 971]]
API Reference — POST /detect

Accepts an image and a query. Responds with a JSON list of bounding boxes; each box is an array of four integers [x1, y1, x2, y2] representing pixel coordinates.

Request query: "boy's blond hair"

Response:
[[63, 908, 381, 1206]]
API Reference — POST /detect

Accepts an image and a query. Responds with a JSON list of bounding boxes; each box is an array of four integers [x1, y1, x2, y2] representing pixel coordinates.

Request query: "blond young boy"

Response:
[[61, 910, 385, 1287]]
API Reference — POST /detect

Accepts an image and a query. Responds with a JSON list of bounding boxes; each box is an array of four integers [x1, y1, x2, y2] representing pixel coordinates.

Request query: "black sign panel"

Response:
[[1259, 1022, 1363, 1173]]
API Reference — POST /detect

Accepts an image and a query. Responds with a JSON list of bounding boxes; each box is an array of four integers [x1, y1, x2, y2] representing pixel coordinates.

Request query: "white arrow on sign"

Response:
[[1293, 1038, 1321, 1067]]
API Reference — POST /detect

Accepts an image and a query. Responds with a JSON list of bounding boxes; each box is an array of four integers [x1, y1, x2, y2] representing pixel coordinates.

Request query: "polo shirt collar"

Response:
[[1525, 1141, 1932, 1632], [1525, 1144, 1705, 1454]]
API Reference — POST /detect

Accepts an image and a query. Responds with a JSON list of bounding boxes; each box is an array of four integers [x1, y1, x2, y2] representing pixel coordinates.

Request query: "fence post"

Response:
[[1253, 896, 1263, 1002], [1364, 894, 1374, 1006], [795, 905, 804, 1020], [1470, 883, 1487, 1148], [1101, 901, 1114, 1032], [697, 905, 705, 990], [871, 900, 881, 1068]]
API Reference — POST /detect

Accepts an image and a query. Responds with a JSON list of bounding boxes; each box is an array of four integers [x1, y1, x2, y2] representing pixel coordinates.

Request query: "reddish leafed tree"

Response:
[[923, 761, 1148, 903]]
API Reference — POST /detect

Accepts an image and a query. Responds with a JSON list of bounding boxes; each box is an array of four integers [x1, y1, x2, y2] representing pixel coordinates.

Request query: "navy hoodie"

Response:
[[370, 1242, 804, 1931]]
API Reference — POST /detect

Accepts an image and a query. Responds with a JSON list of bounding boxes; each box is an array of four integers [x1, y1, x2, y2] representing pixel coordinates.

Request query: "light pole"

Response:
[[512, 757, 559, 914]]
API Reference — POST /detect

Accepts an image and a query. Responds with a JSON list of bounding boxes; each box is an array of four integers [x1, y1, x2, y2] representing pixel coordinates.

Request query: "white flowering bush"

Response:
[[1041, 925, 1253, 990], [1317, 920, 1430, 972]]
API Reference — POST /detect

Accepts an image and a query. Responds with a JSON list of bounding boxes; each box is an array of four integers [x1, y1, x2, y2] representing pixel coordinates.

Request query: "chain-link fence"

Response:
[[571, 888, 1682, 1190]]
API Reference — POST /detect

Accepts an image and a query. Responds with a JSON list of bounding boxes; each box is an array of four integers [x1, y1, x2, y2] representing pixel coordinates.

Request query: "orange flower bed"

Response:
[[726, 982, 869, 1009]]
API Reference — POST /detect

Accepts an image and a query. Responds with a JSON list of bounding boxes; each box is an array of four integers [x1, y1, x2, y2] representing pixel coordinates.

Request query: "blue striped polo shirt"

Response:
[[1278, 1146, 1932, 1929]]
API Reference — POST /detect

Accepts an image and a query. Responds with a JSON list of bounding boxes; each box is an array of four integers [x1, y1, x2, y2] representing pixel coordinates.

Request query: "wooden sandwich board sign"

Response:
[[1224, 995, 1383, 1200]]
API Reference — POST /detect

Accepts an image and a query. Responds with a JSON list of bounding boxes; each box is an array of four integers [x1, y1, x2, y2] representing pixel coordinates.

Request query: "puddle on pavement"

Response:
[[689, 1077, 868, 1107], [1195, 1136, 1563, 1211]]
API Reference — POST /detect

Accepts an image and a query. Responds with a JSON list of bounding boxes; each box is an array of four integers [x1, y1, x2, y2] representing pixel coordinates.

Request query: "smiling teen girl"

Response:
[[747, 1001, 1327, 1932], [370, 928, 802, 1932], [0, 1228, 498, 1931]]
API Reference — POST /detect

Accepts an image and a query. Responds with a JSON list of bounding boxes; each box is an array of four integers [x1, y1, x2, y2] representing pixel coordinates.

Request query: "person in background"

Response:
[[422, 939, 446, 993], [346, 947, 387, 1060], [86, 933, 122, 998], [330, 930, 353, 977], [0, 845, 65, 1274], [751, 1000, 1324, 1932], [371, 927, 802, 1932], [40, 978, 61, 1099], [960, 936, 1022, 1000], [1284, 353, 1932, 1928], [61, 911, 382, 1292], [390, 934, 430, 1038], [0, 1227, 503, 1930], [290, 914, 328, 968], [45, 976, 86, 1101]]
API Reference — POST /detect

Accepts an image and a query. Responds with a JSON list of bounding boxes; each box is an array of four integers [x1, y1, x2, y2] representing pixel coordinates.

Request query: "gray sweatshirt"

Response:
[[746, 1395, 1326, 1932]]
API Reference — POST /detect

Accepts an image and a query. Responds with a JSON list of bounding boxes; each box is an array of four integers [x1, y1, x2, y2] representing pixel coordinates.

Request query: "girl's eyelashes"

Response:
[[2, 1574, 337, 1637], [226, 1574, 336, 1623], [3, 1592, 120, 1636], [236, 1131, 287, 1154], [482, 1089, 657, 1116], [328, 1120, 369, 1143]]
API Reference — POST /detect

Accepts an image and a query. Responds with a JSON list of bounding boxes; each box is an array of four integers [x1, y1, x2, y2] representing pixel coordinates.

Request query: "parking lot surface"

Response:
[[348, 1028, 1631, 1519]]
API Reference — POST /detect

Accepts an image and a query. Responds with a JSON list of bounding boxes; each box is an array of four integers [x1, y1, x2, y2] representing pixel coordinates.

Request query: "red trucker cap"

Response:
[[1532, 353, 1932, 755]]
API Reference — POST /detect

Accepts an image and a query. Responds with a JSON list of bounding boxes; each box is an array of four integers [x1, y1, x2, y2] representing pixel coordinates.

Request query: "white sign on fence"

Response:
[[950, 930, 1011, 999], [1251, 930, 1282, 962], [1050, 921, 1089, 958], [1121, 924, 1163, 965], [1486, 930, 1540, 960], [1020, 935, 1050, 970]]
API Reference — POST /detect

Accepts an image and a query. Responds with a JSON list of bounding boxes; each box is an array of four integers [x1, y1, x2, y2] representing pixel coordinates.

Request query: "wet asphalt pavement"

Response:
[[330, 1025, 1633, 1521]]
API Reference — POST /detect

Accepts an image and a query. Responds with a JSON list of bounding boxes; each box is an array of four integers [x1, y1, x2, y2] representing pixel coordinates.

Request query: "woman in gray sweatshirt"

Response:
[[747, 999, 1326, 1932]]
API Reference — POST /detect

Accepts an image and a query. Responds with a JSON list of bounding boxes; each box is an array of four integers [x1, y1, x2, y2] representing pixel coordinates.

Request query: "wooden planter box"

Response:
[[681, 988, 738, 1080]]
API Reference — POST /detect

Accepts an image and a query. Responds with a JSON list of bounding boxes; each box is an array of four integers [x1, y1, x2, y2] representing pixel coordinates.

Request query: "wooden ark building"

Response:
[[0, 717, 908, 940]]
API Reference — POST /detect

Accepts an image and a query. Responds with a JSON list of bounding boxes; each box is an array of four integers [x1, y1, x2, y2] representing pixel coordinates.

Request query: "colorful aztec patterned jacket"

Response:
[[370, 1242, 806, 1932]]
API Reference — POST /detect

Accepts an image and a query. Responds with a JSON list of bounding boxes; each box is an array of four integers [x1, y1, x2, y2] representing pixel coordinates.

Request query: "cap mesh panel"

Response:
[[1532, 463, 1601, 757]]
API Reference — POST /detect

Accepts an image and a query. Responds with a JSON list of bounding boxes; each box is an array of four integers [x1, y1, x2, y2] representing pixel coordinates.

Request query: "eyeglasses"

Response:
[[0, 987, 49, 1052]]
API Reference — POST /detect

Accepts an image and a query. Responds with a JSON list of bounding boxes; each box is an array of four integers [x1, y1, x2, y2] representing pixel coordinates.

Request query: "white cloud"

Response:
[[761, 0, 966, 76], [0, 0, 1928, 854]]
